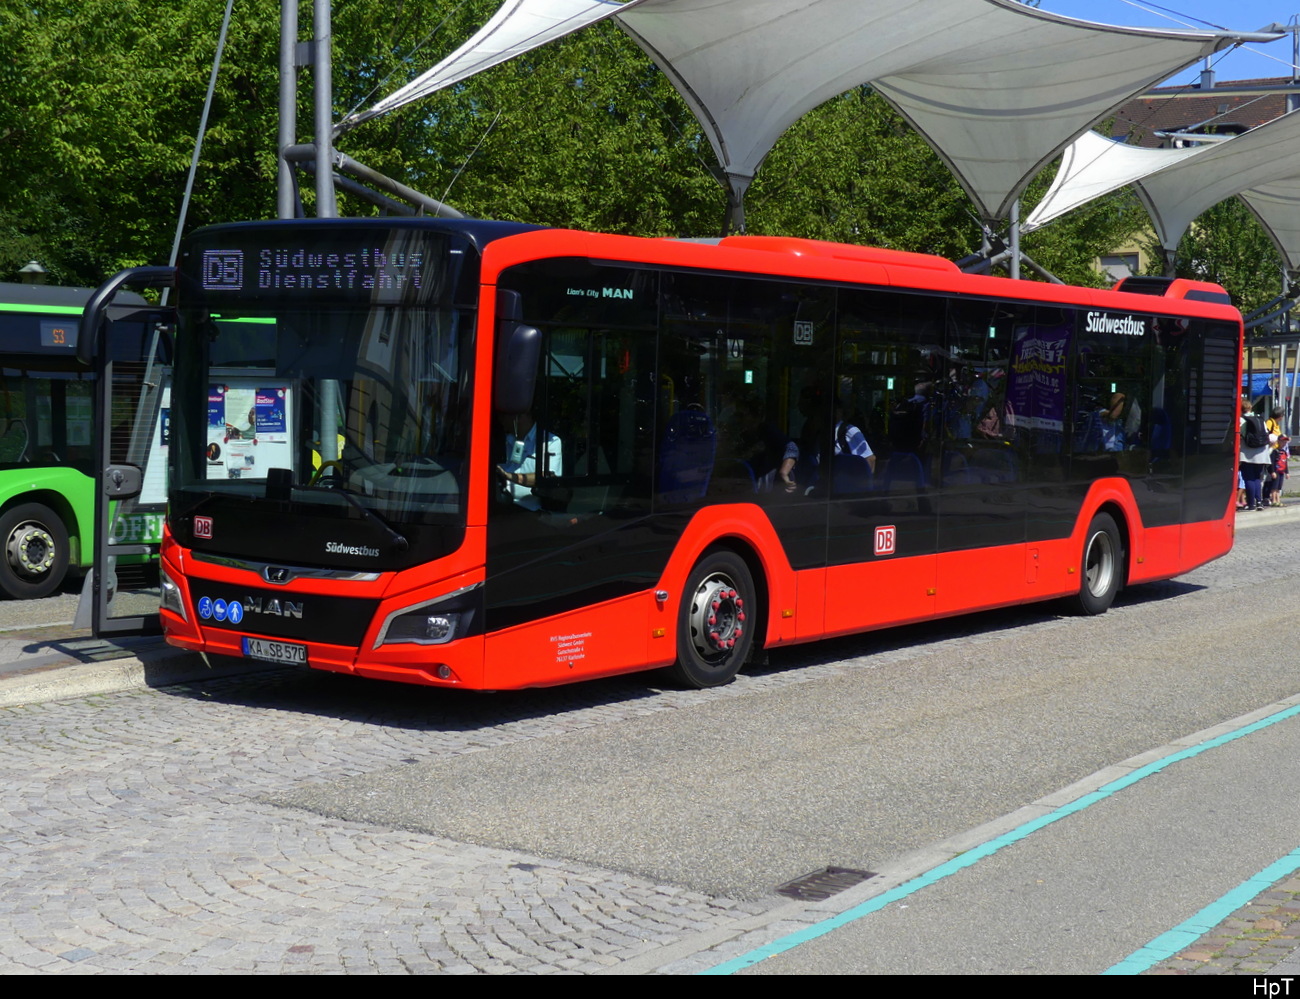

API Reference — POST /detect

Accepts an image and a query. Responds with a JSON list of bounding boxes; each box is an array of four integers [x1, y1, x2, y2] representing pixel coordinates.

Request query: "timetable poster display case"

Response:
[[139, 383, 170, 508], [206, 377, 295, 481]]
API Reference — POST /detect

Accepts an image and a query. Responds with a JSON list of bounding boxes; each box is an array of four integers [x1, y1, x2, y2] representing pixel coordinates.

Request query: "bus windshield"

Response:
[[171, 225, 478, 571]]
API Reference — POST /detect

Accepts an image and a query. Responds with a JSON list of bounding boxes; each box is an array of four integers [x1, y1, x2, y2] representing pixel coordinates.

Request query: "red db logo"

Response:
[[874, 525, 896, 556], [194, 516, 213, 539]]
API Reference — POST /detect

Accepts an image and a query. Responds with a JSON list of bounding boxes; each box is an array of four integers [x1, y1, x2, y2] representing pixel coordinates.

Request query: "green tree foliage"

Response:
[[0, 0, 281, 284], [0, 0, 727, 283], [0, 0, 1269, 303], [746, 87, 981, 258], [361, 15, 724, 235]]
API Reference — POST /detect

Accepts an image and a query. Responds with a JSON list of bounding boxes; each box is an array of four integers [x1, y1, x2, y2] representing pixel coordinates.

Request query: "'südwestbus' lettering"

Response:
[[1084, 311, 1146, 336]]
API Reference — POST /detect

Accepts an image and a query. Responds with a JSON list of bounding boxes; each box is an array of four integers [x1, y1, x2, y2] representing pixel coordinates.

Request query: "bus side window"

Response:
[[0, 418, 26, 463]]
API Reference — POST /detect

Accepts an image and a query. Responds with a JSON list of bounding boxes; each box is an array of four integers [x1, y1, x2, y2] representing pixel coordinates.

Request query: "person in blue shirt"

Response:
[[496, 412, 563, 511]]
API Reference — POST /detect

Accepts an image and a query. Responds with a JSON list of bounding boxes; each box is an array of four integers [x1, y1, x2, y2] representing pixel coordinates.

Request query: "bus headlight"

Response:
[[160, 568, 187, 622], [384, 611, 463, 645], [374, 582, 482, 649]]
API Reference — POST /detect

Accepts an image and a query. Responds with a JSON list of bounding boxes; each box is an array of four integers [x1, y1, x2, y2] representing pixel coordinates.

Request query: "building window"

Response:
[[1100, 254, 1140, 284]]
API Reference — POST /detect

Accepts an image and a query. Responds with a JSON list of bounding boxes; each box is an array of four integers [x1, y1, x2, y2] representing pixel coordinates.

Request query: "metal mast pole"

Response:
[[278, 0, 298, 219], [1009, 199, 1021, 280], [313, 0, 337, 218]]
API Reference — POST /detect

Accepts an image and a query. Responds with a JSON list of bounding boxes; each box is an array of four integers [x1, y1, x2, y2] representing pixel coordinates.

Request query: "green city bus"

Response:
[[0, 282, 162, 598]]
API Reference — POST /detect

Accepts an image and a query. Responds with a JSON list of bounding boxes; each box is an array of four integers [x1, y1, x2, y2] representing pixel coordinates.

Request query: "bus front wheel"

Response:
[[0, 503, 69, 599], [1066, 512, 1122, 616], [668, 549, 756, 688]]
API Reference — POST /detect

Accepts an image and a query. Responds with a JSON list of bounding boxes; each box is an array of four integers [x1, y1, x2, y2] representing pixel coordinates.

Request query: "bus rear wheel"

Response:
[[1066, 512, 1122, 616], [668, 549, 757, 689], [0, 503, 69, 599]]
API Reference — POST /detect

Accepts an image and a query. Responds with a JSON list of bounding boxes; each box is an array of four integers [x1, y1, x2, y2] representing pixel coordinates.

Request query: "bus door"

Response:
[[933, 299, 1027, 612], [77, 302, 173, 637]]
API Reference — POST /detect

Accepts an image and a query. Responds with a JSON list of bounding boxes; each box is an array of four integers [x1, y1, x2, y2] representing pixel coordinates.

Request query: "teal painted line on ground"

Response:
[[702, 701, 1300, 975], [1105, 846, 1300, 975]]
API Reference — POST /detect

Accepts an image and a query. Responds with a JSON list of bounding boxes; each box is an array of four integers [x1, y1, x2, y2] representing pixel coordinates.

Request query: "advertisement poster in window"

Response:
[[206, 379, 294, 480]]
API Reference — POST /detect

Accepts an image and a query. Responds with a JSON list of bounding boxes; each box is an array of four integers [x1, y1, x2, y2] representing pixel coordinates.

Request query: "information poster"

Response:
[[1009, 320, 1070, 438], [206, 378, 295, 479], [140, 384, 170, 506]]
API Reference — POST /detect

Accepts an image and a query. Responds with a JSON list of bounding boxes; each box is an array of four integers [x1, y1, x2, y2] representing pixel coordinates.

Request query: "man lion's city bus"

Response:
[[145, 218, 1239, 689]]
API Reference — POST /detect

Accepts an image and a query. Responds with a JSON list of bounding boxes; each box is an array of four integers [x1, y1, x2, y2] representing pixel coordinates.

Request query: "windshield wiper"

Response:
[[295, 483, 411, 553]]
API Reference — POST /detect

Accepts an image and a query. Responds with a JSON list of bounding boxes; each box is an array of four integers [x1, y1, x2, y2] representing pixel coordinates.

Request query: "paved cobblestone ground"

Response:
[[2, 516, 1297, 975], [0, 670, 787, 974], [1144, 878, 1300, 976], [2, 600, 1116, 974]]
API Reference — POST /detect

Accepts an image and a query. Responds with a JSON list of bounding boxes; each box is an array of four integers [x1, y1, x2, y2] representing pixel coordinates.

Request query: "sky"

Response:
[[1037, 1, 1300, 83]]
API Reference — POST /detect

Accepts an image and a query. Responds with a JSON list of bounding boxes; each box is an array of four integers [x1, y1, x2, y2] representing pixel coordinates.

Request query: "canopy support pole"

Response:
[[1009, 200, 1021, 280], [719, 173, 751, 236], [312, 0, 337, 218], [283, 145, 464, 218], [1018, 251, 1064, 285], [278, 0, 299, 219], [1291, 318, 1300, 436]]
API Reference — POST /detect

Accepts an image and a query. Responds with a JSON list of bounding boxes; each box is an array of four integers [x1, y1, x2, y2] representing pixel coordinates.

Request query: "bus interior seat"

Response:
[[882, 451, 925, 493], [829, 452, 873, 495], [941, 449, 973, 485], [656, 408, 717, 504]]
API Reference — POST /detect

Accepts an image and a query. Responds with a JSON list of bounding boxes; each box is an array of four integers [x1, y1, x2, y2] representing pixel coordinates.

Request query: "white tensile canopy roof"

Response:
[[1023, 130, 1208, 232], [1028, 113, 1300, 270], [618, 0, 1264, 220], [1135, 111, 1300, 263], [1242, 181, 1300, 272], [358, 0, 626, 121], [346, 0, 1275, 221]]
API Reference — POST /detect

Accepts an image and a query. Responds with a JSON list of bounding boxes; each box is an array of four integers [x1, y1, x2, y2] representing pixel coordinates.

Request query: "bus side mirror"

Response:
[[103, 464, 143, 500], [495, 322, 541, 415], [494, 288, 540, 416]]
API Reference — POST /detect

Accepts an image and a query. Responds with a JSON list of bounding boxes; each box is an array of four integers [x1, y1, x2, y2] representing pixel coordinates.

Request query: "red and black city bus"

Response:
[[142, 218, 1240, 689]]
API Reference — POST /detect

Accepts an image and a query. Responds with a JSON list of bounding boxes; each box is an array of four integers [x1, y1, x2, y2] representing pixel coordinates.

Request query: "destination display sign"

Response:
[[201, 246, 427, 295], [186, 226, 462, 307], [39, 319, 77, 349]]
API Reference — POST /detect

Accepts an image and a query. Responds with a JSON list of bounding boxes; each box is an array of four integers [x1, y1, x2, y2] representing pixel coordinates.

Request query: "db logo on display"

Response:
[[194, 516, 214, 539], [874, 525, 896, 557]]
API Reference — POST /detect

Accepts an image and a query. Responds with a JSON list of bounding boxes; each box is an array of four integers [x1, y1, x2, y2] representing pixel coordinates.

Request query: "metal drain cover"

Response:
[[775, 866, 877, 901]]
